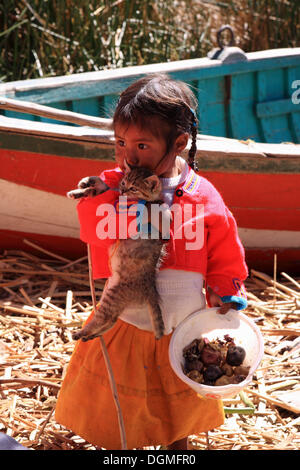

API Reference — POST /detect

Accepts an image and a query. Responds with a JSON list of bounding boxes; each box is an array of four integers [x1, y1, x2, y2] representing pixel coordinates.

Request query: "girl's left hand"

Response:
[[207, 287, 238, 315]]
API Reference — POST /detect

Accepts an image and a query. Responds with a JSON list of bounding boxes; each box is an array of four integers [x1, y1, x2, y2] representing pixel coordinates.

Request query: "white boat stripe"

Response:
[[0, 179, 79, 238], [238, 228, 300, 249], [0, 179, 299, 248]]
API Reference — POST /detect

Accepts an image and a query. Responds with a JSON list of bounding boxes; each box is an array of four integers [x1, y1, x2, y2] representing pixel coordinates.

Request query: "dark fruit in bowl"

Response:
[[226, 346, 246, 366], [221, 363, 234, 376], [184, 359, 203, 372], [182, 335, 249, 388], [201, 345, 222, 366], [186, 370, 203, 383], [215, 375, 234, 386], [183, 339, 201, 361], [232, 374, 246, 384], [203, 380, 215, 386], [203, 365, 223, 382], [234, 366, 250, 376]]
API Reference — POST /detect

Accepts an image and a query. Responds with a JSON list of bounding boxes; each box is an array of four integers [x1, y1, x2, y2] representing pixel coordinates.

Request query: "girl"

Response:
[[55, 74, 248, 450]]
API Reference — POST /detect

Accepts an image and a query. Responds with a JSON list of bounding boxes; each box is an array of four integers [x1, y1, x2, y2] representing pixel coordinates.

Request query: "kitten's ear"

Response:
[[144, 175, 160, 192]]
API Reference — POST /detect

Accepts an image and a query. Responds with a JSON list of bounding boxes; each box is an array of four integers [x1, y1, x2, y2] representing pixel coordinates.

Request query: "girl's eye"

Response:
[[130, 187, 137, 192], [138, 143, 148, 150], [117, 140, 125, 147]]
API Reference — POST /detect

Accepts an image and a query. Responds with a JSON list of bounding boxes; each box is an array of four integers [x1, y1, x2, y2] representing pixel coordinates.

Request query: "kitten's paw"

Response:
[[72, 330, 100, 342], [78, 176, 109, 194], [154, 319, 165, 340], [154, 329, 164, 340], [78, 176, 101, 189], [72, 317, 116, 342], [67, 176, 109, 199], [67, 188, 93, 199]]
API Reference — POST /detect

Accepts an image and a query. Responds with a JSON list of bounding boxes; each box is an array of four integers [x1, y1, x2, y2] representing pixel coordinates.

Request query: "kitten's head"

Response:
[[119, 165, 162, 201]]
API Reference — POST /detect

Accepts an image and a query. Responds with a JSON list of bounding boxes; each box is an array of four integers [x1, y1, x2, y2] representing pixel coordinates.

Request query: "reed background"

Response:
[[1, 0, 300, 82]]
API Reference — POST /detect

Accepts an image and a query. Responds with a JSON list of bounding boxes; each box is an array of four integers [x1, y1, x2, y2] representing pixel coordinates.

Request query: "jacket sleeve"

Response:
[[75, 168, 139, 278], [76, 166, 141, 244], [205, 191, 248, 310], [77, 188, 119, 248]]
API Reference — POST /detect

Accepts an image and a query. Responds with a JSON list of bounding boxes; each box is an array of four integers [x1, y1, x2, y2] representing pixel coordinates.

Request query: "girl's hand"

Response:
[[207, 286, 238, 315]]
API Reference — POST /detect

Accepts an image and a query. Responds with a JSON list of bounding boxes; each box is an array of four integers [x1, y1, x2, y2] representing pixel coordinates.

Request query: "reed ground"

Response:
[[0, 245, 299, 450]]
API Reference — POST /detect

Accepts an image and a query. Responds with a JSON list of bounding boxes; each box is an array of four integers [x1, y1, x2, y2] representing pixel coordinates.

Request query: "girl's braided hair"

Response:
[[113, 73, 199, 171]]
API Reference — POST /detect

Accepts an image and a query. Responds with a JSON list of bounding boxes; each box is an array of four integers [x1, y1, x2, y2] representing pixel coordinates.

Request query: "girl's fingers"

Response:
[[218, 302, 238, 315], [208, 292, 223, 308], [218, 303, 231, 315]]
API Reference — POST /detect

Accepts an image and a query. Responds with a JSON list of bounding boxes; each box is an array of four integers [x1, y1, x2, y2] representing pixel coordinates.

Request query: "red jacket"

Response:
[[77, 166, 248, 305]]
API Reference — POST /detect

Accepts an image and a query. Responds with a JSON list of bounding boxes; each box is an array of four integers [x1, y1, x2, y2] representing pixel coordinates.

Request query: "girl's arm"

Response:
[[205, 205, 248, 314], [72, 168, 169, 278], [68, 169, 124, 279], [73, 168, 125, 248]]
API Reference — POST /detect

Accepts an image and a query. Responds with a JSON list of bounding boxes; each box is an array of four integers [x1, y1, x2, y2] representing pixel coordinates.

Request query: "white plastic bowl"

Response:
[[169, 307, 264, 399]]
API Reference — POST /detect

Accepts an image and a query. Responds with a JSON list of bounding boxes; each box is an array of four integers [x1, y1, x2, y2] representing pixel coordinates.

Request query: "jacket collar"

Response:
[[177, 167, 201, 195]]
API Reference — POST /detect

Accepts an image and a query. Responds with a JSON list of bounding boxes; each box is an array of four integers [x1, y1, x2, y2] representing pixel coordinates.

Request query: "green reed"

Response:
[[0, 0, 299, 82]]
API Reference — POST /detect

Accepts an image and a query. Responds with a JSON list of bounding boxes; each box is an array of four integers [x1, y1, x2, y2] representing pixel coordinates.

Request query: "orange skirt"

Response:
[[55, 314, 224, 449]]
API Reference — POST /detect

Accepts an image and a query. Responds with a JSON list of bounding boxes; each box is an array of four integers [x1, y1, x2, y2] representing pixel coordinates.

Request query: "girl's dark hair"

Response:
[[113, 73, 198, 170]]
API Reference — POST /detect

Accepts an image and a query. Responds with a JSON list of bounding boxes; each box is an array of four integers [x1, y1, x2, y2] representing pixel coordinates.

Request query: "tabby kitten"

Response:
[[68, 166, 170, 341]]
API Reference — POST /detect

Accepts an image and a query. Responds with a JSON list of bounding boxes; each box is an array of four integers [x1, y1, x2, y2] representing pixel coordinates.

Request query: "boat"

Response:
[[0, 40, 300, 274]]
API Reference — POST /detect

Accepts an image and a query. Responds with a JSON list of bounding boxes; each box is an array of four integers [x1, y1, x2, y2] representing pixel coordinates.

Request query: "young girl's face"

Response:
[[114, 122, 188, 177]]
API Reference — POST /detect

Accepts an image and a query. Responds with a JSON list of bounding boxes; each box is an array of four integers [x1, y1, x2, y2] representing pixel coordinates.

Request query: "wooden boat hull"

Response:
[[1, 47, 300, 143], [0, 129, 299, 274], [0, 46, 300, 273]]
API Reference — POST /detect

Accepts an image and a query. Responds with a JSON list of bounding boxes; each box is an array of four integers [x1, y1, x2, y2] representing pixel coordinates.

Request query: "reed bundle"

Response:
[[0, 242, 299, 450], [1, 0, 299, 83]]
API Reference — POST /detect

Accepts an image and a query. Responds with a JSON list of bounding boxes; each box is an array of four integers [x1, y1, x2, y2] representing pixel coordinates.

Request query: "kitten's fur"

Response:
[[69, 166, 169, 341]]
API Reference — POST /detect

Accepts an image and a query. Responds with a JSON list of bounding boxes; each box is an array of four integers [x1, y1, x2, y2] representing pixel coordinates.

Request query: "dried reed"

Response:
[[0, 244, 299, 450], [1, 0, 299, 83]]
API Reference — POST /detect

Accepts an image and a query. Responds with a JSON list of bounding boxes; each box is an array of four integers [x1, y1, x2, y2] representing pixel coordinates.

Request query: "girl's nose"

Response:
[[126, 155, 139, 166]]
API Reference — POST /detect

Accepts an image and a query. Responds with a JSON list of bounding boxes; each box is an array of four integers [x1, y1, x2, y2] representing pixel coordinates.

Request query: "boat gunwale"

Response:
[[1, 48, 300, 102], [1, 117, 300, 174], [1, 113, 300, 157]]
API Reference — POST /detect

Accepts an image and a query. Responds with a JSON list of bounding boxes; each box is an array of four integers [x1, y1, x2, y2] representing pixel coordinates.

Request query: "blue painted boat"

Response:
[[0, 43, 300, 273], [1, 45, 300, 143]]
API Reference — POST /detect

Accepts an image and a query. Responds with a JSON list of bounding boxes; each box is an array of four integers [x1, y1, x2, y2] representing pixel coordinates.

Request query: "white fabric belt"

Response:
[[117, 269, 205, 335]]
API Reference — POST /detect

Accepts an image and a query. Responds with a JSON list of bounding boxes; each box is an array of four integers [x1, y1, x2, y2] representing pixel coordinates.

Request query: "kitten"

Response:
[[69, 166, 170, 341]]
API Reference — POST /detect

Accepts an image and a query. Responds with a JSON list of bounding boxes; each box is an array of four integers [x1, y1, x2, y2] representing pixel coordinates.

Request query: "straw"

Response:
[[1, 1, 299, 83], [86, 244, 127, 450], [0, 243, 299, 450]]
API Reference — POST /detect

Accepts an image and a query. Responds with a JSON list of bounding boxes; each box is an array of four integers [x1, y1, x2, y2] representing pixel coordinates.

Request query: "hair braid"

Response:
[[187, 110, 198, 172]]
